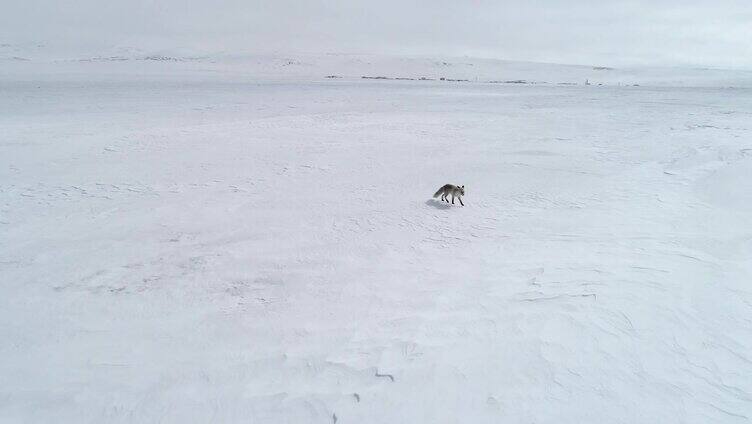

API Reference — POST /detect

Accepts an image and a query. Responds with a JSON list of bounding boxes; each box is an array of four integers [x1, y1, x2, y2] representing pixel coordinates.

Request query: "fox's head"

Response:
[[459, 185, 465, 196]]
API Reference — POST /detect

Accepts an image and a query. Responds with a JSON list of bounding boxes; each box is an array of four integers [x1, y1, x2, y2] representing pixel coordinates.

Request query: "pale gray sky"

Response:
[[2, 0, 751, 67]]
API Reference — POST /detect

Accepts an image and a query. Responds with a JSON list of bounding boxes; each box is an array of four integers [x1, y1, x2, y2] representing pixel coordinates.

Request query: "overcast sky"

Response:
[[3, 0, 751, 67]]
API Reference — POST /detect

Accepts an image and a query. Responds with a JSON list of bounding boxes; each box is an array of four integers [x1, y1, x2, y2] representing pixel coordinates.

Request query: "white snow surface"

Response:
[[2, 54, 752, 423]]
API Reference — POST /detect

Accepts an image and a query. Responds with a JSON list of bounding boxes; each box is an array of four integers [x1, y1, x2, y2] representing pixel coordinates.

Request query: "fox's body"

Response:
[[433, 184, 465, 206]]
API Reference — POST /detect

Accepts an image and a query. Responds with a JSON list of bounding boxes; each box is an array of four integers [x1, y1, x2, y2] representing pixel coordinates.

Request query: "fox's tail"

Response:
[[433, 187, 444, 198]]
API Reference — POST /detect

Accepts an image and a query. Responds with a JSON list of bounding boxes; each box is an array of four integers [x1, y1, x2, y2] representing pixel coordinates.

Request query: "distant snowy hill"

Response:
[[2, 44, 752, 87]]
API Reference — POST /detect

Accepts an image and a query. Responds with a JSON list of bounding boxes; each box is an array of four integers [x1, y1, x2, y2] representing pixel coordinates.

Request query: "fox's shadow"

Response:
[[425, 199, 451, 210]]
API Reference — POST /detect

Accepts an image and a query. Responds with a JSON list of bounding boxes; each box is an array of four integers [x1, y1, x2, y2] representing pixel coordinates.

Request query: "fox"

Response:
[[433, 184, 465, 206]]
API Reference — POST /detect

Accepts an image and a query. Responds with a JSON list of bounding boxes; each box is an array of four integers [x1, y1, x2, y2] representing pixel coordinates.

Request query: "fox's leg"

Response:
[[458, 197, 464, 206], [451, 194, 455, 204], [441, 193, 447, 202]]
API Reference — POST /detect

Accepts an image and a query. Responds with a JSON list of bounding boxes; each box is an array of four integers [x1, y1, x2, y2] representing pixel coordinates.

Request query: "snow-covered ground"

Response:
[[2, 54, 751, 423]]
